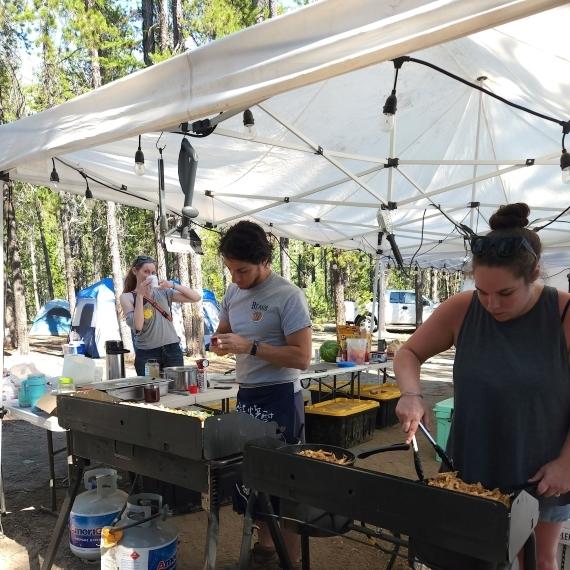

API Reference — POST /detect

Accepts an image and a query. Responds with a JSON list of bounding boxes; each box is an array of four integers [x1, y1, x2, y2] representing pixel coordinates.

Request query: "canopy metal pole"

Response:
[[469, 77, 486, 230]]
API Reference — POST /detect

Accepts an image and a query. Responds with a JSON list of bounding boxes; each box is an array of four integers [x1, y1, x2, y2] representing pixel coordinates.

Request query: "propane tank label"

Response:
[[69, 511, 120, 550], [101, 539, 177, 569]]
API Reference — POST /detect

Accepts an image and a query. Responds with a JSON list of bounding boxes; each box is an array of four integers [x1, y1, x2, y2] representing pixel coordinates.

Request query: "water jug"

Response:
[[69, 468, 128, 561], [105, 340, 130, 380], [19, 375, 47, 409]]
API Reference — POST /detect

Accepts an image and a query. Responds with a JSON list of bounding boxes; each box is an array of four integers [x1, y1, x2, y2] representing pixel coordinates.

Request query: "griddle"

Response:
[[41, 393, 279, 570], [240, 440, 539, 570]]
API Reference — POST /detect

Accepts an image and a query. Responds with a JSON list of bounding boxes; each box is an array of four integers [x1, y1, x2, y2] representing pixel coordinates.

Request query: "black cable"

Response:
[[533, 204, 570, 232], [402, 56, 569, 129], [544, 267, 570, 279]]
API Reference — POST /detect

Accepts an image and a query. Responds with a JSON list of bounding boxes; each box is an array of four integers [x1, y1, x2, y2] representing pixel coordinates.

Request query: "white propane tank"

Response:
[[101, 493, 178, 570], [69, 468, 128, 561]]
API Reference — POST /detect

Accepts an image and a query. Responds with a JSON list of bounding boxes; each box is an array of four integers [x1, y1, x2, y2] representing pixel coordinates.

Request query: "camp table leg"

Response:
[[41, 457, 87, 570], [203, 508, 219, 570]]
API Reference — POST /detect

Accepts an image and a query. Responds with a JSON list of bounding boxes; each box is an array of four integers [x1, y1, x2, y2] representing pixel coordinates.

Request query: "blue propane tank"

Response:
[[69, 468, 128, 561], [101, 493, 178, 570]]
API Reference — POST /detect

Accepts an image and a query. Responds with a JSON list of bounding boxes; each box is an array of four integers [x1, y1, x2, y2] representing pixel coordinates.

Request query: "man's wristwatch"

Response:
[[250, 340, 259, 356]]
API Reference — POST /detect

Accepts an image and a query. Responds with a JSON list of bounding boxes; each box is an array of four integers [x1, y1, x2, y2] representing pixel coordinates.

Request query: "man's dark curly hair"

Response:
[[218, 220, 273, 264]]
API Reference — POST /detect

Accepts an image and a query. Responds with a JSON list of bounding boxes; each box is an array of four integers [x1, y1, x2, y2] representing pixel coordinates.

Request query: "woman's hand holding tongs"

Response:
[[395, 392, 430, 445]]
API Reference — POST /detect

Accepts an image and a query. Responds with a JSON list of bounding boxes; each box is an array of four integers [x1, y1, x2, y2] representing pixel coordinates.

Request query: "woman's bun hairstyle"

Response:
[[489, 203, 530, 231]]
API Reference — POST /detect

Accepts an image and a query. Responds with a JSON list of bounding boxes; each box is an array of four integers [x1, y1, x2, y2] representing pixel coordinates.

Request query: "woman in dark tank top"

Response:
[[394, 203, 570, 569]]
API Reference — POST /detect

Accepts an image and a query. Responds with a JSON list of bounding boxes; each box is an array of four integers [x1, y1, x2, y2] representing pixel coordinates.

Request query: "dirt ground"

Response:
[[0, 332, 454, 569]]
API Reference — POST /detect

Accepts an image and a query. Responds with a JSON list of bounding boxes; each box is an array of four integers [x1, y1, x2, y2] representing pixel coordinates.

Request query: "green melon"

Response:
[[320, 340, 340, 363]]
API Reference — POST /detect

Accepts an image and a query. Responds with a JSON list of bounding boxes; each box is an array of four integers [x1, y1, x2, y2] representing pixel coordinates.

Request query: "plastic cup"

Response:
[[346, 338, 367, 364], [148, 275, 159, 288]]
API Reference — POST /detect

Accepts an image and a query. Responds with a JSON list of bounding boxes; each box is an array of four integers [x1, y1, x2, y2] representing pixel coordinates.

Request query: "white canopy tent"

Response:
[[1, 0, 569, 272], [1, 0, 570, 519]]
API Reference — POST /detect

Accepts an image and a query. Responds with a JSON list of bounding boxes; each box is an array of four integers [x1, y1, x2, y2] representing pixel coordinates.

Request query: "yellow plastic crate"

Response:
[[304, 398, 379, 447]]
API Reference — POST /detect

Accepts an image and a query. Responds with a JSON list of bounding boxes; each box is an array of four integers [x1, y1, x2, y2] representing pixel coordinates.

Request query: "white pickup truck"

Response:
[[345, 290, 438, 331]]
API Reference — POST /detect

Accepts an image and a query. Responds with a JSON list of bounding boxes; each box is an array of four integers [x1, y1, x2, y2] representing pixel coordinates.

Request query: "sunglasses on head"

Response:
[[470, 236, 537, 260], [133, 255, 156, 266]]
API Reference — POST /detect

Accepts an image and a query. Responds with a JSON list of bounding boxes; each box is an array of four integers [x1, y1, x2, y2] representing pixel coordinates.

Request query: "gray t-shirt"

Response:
[[219, 272, 311, 386], [125, 288, 179, 350]]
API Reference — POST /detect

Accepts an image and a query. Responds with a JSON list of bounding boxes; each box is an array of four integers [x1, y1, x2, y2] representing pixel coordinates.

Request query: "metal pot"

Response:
[[163, 366, 197, 392]]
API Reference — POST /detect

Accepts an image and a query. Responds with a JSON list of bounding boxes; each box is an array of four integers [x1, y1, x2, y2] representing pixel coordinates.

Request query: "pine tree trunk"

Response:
[[60, 193, 77, 315], [5, 182, 29, 353], [188, 252, 204, 357], [4, 272, 16, 350], [431, 269, 440, 303], [142, 0, 155, 66], [176, 253, 193, 353], [158, 0, 168, 53], [29, 227, 41, 314], [107, 201, 133, 352], [331, 250, 345, 326], [36, 203, 54, 299], [279, 237, 291, 281], [91, 199, 103, 283], [172, 0, 182, 51]]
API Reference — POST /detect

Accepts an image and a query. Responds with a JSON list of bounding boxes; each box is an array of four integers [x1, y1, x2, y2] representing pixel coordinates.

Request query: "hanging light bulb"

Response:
[[134, 134, 145, 176], [561, 149, 570, 184], [82, 174, 94, 210], [242, 109, 256, 139], [381, 90, 397, 132], [50, 158, 59, 189]]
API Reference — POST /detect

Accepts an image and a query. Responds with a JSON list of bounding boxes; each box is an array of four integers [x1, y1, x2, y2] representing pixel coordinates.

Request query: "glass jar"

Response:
[[144, 384, 160, 403], [144, 359, 160, 378], [58, 376, 76, 393]]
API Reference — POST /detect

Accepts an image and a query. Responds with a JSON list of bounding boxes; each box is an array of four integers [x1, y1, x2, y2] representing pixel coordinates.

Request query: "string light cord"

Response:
[[533, 203, 570, 232], [399, 56, 569, 129]]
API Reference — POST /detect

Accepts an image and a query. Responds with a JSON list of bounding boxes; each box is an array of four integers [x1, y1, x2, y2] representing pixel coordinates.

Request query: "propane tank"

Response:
[[101, 493, 178, 570], [69, 468, 128, 561]]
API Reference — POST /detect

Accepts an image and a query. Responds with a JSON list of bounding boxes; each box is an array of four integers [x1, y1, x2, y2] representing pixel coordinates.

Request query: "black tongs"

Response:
[[411, 435, 425, 481], [418, 421, 455, 471]]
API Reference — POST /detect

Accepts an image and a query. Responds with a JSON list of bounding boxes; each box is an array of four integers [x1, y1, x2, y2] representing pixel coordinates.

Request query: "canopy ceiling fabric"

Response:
[[2, 0, 569, 269]]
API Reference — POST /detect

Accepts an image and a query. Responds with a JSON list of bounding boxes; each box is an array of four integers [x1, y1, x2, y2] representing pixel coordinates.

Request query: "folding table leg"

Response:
[[41, 457, 86, 570], [46, 431, 57, 512]]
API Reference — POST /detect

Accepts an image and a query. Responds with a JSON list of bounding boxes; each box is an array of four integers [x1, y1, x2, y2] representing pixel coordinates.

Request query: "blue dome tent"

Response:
[[29, 299, 71, 336], [72, 278, 121, 358]]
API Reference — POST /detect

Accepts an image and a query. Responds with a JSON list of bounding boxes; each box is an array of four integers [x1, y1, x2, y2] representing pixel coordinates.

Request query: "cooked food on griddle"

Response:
[[428, 471, 510, 507], [120, 401, 212, 422], [297, 449, 351, 464]]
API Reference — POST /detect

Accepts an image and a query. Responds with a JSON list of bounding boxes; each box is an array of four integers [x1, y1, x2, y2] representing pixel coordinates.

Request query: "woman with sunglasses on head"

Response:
[[395, 203, 570, 570], [120, 255, 201, 376]]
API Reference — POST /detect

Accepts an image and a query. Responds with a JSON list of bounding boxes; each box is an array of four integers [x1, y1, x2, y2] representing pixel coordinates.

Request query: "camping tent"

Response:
[[72, 278, 122, 358], [0, 0, 568, 272], [29, 299, 71, 336]]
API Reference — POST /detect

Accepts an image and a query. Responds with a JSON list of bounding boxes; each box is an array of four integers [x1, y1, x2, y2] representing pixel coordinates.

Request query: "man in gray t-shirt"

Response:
[[209, 221, 311, 568]]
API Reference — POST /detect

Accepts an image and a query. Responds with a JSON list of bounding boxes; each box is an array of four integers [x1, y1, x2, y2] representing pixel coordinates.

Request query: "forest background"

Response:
[[1, 0, 464, 358]]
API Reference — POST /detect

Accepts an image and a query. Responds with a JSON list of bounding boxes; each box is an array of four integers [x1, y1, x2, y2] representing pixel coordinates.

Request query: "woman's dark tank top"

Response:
[[452, 286, 570, 502]]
